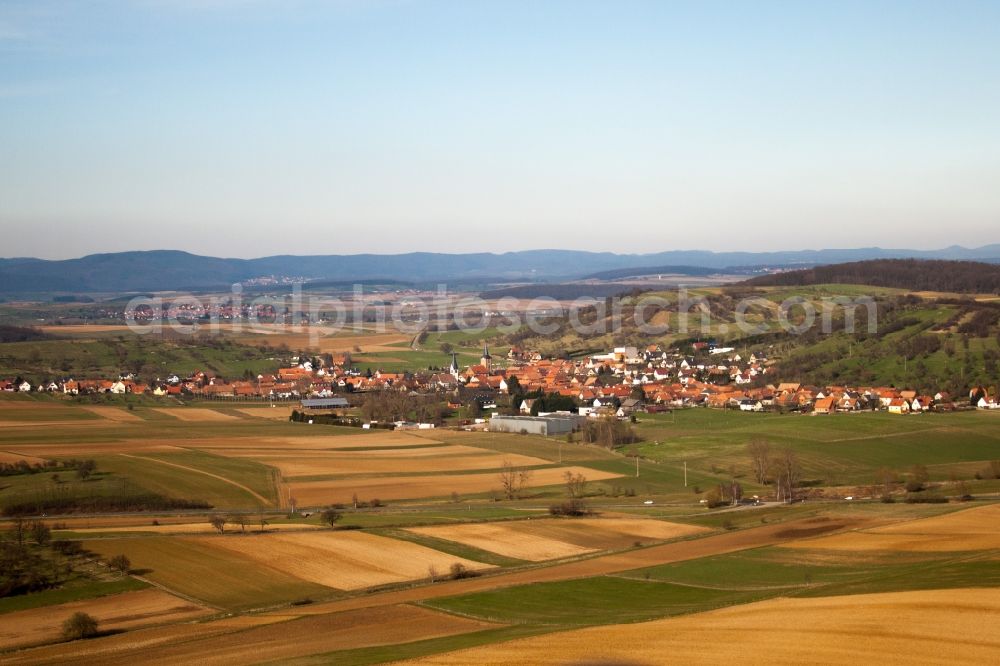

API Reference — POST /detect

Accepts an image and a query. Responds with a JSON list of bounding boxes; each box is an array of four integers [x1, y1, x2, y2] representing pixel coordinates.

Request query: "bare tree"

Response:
[[320, 507, 342, 527], [747, 437, 771, 485], [771, 448, 801, 504], [498, 459, 532, 500], [108, 554, 131, 575], [564, 470, 588, 498], [209, 515, 226, 534], [228, 513, 248, 534]]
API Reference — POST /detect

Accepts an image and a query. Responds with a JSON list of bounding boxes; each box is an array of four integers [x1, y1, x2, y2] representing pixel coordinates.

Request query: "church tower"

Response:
[[480, 344, 492, 373], [449, 352, 460, 379]]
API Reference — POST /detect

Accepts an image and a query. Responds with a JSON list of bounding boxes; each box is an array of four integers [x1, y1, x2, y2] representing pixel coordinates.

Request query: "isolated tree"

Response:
[[564, 470, 588, 498], [108, 554, 131, 575], [427, 565, 438, 583], [747, 437, 772, 485], [209, 515, 226, 534], [228, 513, 248, 533], [62, 612, 99, 640], [498, 459, 532, 500], [320, 507, 342, 527]]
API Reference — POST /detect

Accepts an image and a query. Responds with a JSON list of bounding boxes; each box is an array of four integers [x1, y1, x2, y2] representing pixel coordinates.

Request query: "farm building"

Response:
[[489, 414, 585, 436]]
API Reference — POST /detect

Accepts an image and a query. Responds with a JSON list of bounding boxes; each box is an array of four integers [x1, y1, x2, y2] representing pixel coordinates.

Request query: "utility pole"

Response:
[[684, 461, 687, 487]]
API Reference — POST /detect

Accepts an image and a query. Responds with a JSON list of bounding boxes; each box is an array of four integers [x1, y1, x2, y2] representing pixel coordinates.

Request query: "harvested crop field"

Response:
[[151, 408, 239, 422], [189, 432, 439, 450], [233, 406, 295, 420], [204, 530, 494, 590], [784, 504, 1000, 553], [0, 589, 210, 650], [287, 465, 621, 504], [409, 518, 710, 561], [402, 587, 1000, 665], [0, 450, 47, 464], [81, 406, 145, 422], [5, 604, 497, 666], [232, 449, 549, 477]]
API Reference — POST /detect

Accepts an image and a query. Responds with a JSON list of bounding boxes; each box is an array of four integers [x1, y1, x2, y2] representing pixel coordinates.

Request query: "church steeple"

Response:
[[480, 344, 492, 373], [449, 352, 460, 379]]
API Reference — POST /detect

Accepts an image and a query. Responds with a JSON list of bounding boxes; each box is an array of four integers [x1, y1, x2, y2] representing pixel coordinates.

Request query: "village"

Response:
[[2, 340, 997, 420]]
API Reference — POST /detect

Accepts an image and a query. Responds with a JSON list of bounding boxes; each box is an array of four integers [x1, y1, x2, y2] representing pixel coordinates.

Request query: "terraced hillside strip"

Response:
[[83, 536, 333, 610], [270, 515, 870, 617], [226, 447, 550, 478], [203, 530, 495, 590], [2, 604, 499, 666], [783, 503, 1000, 553], [0, 589, 210, 650], [399, 587, 1000, 666], [286, 465, 622, 504], [408, 518, 711, 561], [80, 406, 146, 422], [150, 408, 239, 422]]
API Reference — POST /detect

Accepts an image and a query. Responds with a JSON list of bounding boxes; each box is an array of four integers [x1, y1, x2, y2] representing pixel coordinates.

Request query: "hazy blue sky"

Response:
[[1, 0, 999, 259]]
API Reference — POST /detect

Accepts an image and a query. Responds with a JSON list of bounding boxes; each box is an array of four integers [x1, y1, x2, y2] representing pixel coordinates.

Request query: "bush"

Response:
[[62, 612, 99, 640], [449, 562, 479, 579], [548, 499, 590, 516], [108, 554, 131, 575]]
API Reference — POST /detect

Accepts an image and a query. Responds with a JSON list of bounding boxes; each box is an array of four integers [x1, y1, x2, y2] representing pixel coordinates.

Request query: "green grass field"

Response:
[[634, 409, 1000, 487]]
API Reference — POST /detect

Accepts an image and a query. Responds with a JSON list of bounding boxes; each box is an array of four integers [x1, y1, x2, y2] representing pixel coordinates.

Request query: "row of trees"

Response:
[[746, 438, 802, 504]]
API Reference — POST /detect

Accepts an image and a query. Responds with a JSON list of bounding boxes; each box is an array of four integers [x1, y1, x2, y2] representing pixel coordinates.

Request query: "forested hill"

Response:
[[742, 259, 1000, 293]]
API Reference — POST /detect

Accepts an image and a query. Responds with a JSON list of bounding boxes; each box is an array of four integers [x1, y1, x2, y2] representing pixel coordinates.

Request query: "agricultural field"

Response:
[[1, 395, 999, 663], [408, 517, 709, 561]]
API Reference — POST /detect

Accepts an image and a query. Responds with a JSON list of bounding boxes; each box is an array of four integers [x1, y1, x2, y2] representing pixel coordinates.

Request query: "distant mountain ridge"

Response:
[[1, 245, 999, 294]]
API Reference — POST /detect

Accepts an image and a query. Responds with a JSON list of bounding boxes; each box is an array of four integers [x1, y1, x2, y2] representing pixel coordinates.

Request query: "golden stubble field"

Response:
[[0, 589, 210, 651], [286, 465, 621, 504], [783, 503, 1000, 553], [202, 530, 494, 590], [407, 517, 710, 561], [400, 587, 1000, 666]]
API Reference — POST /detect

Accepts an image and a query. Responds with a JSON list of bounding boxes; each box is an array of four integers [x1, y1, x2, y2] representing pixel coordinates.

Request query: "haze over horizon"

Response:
[[2, 0, 999, 260]]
